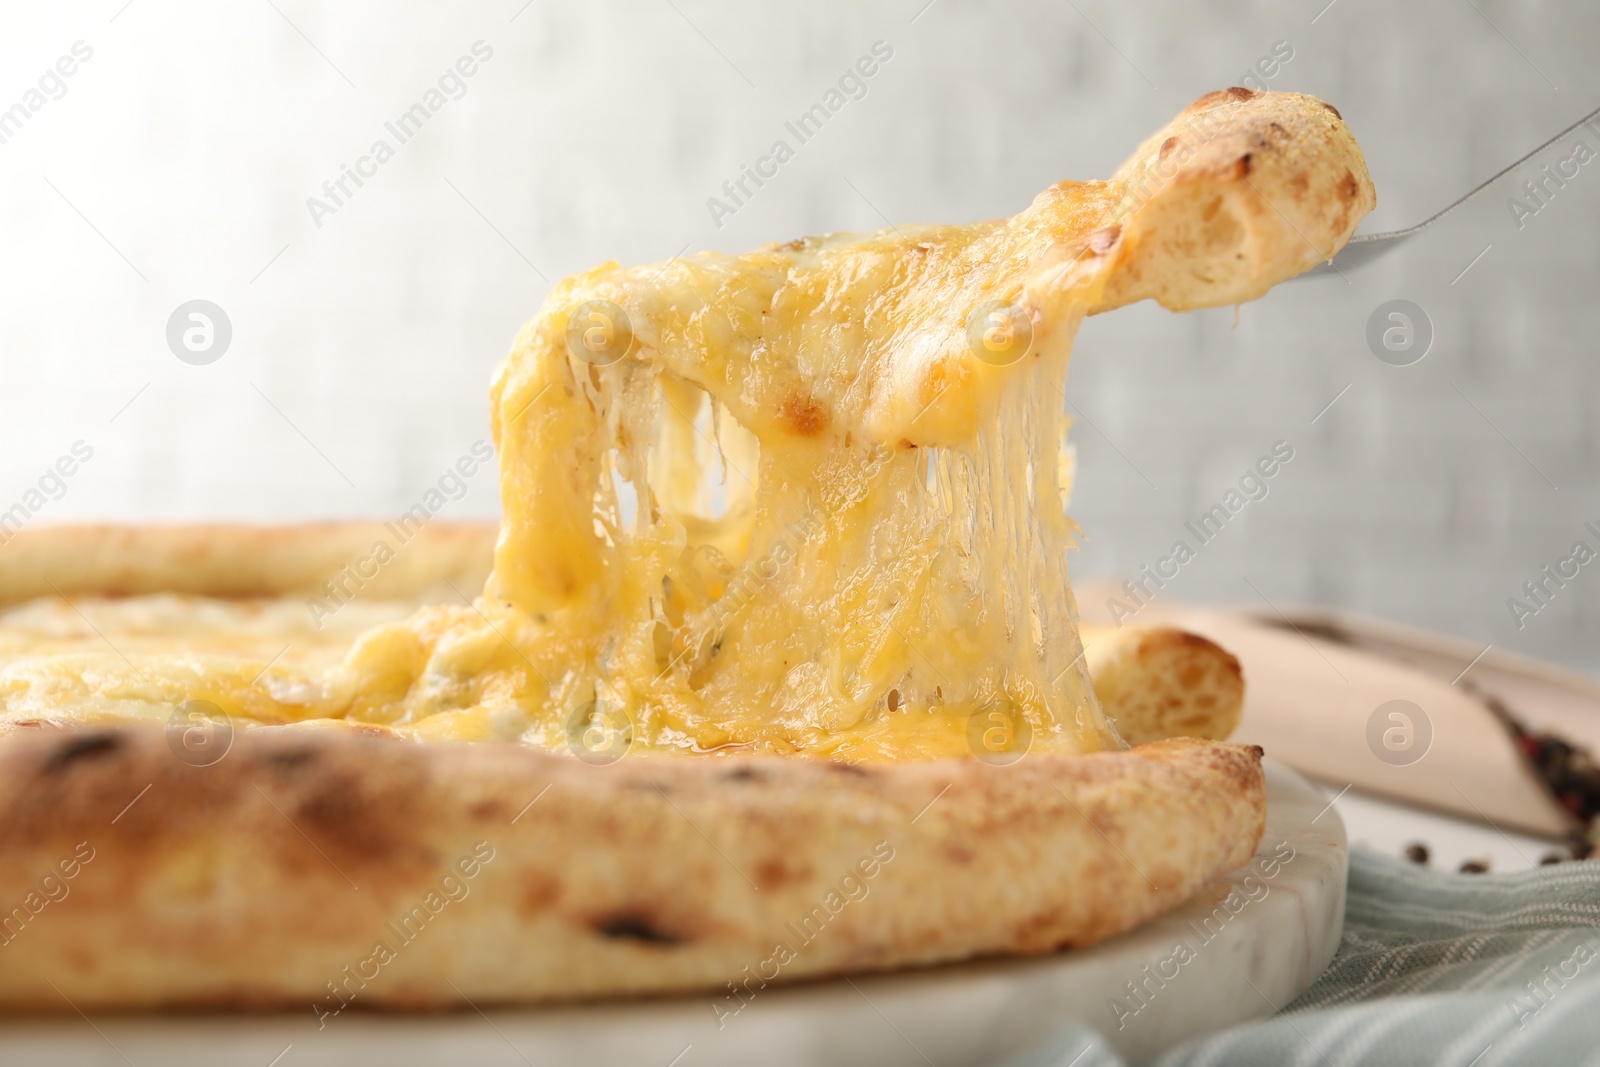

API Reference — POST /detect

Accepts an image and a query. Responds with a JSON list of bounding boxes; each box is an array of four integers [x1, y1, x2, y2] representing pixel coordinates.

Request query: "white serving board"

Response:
[[1, 761, 1345, 1067]]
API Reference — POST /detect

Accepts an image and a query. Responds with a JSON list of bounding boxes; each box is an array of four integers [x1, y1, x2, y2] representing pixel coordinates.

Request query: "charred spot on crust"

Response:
[[756, 856, 809, 890], [595, 913, 681, 945], [295, 785, 360, 830], [721, 766, 768, 784], [1193, 87, 1257, 110], [517, 871, 563, 916], [1322, 101, 1343, 120], [277, 772, 424, 866], [44, 733, 121, 773], [781, 391, 830, 437], [469, 799, 509, 820], [1232, 153, 1253, 179], [265, 749, 316, 773]]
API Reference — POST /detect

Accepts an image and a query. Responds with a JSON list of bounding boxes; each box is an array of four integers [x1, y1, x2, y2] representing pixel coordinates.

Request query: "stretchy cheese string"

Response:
[[470, 181, 1128, 759]]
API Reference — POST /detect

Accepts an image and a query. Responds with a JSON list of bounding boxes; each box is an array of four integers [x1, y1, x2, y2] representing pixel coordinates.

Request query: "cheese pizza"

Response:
[[0, 88, 1371, 1010]]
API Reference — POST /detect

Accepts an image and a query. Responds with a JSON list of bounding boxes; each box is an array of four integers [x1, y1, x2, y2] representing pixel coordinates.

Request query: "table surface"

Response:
[[1326, 784, 1566, 873]]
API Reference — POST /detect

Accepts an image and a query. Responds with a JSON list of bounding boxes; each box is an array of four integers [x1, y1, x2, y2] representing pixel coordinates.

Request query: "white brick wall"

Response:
[[1, 0, 1596, 673]]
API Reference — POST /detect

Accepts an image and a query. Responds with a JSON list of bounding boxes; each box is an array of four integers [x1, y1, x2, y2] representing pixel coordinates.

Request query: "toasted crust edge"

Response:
[[1084, 624, 1246, 747], [1095, 87, 1375, 313], [0, 726, 1263, 1010], [0, 522, 500, 606]]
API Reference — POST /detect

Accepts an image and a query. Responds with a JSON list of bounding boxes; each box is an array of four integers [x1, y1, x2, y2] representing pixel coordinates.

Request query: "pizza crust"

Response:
[[1083, 624, 1245, 747], [0, 522, 497, 607], [0, 725, 1262, 1010]]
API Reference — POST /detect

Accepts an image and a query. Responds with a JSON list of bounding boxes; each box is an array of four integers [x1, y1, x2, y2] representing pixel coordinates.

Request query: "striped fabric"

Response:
[[1006, 848, 1600, 1067]]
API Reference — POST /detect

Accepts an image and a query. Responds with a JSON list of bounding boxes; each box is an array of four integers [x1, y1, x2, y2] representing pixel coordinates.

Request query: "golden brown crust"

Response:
[[0, 522, 498, 606], [1083, 624, 1246, 746], [1094, 87, 1375, 313], [0, 726, 1262, 1010]]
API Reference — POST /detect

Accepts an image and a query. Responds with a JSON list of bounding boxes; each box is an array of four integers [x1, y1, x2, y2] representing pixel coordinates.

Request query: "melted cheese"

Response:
[[0, 90, 1377, 762], [472, 188, 1134, 759], [0, 184, 1140, 760]]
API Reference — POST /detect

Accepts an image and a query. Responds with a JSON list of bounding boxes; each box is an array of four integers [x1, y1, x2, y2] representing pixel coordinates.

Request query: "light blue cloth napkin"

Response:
[[1004, 847, 1600, 1067]]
